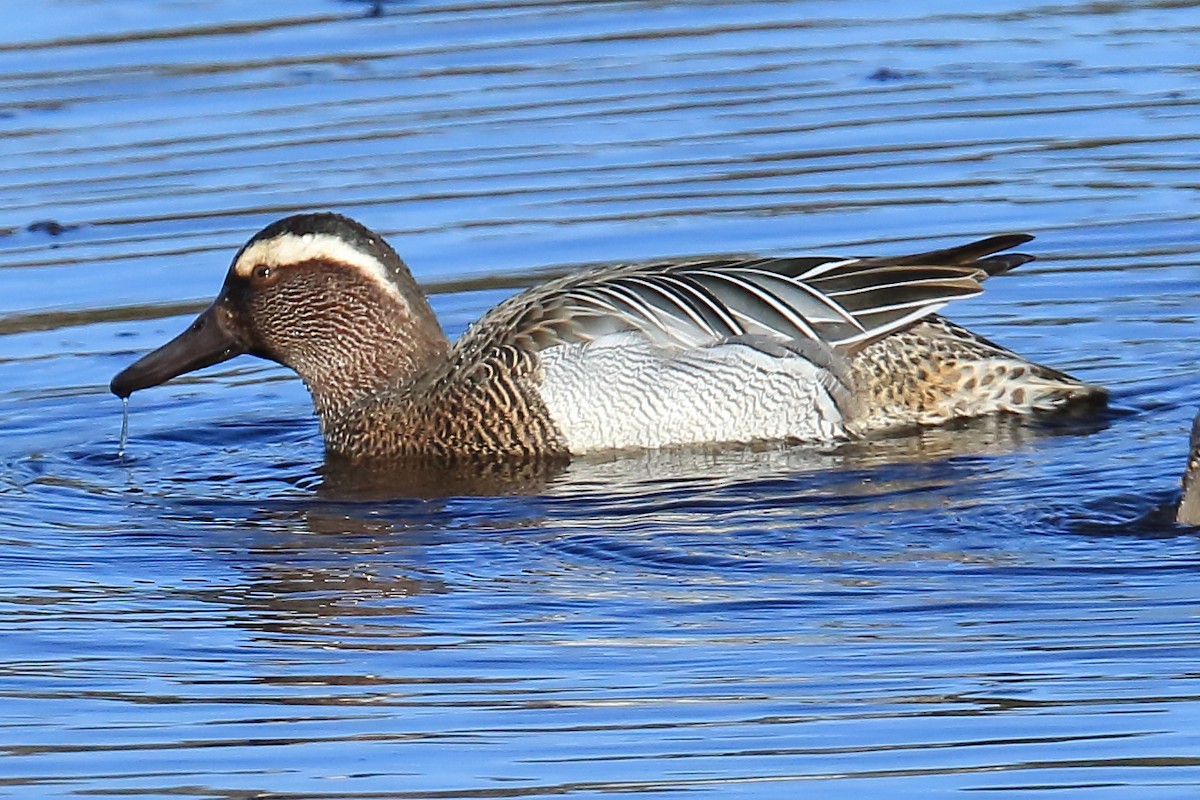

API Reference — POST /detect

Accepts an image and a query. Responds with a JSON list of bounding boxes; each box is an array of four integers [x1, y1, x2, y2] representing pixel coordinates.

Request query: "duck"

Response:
[[110, 213, 1106, 462], [1179, 411, 1200, 525]]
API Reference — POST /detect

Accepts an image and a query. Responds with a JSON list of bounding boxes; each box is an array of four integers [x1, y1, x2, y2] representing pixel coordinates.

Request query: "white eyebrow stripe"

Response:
[[234, 232, 405, 306]]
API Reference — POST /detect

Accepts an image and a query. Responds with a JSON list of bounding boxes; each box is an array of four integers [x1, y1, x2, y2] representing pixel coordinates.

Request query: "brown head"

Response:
[[1178, 409, 1200, 526], [110, 213, 450, 423]]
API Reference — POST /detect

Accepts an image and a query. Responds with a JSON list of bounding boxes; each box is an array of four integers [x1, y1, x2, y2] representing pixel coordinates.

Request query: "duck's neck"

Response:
[[291, 288, 450, 430]]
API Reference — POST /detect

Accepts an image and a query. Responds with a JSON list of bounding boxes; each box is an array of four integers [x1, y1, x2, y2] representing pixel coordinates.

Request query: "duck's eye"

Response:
[[252, 265, 272, 282]]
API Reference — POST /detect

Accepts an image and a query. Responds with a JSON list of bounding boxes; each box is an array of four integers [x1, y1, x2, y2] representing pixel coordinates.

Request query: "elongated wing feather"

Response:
[[454, 235, 1034, 360]]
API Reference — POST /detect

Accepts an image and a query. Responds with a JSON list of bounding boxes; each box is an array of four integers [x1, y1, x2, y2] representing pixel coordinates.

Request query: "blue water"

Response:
[[1, 1, 1199, 797]]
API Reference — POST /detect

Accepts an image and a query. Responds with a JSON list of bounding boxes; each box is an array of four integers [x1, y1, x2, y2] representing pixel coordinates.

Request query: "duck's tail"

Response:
[[846, 316, 1106, 433]]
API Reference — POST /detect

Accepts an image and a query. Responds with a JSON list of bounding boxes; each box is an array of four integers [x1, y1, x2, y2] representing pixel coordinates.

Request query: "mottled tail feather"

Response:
[[848, 317, 1105, 432], [952, 357, 1104, 416]]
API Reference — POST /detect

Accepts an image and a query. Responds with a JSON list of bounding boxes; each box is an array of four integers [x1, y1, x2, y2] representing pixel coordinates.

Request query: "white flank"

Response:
[[537, 331, 847, 453], [234, 232, 406, 307]]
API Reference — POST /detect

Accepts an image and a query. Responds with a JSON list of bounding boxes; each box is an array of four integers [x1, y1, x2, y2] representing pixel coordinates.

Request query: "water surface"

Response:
[[1, 1, 1199, 797]]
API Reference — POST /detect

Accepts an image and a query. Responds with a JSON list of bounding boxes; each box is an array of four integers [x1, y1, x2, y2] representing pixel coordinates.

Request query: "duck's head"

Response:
[[111, 213, 448, 417], [1179, 410, 1200, 526]]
